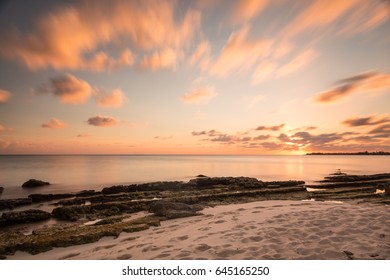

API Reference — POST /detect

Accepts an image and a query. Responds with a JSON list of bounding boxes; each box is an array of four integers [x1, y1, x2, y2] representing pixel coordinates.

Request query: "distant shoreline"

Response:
[[307, 152, 390, 156]]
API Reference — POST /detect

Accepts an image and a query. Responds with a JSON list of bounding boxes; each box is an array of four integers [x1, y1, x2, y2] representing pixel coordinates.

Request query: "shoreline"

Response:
[[1, 173, 389, 260], [6, 200, 390, 260]]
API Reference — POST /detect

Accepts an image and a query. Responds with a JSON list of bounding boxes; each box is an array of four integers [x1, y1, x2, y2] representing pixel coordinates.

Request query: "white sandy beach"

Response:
[[8, 200, 390, 260]]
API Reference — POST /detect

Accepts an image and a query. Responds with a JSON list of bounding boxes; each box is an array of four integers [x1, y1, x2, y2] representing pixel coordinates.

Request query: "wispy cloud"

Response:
[[87, 115, 118, 127], [0, 89, 11, 103], [342, 114, 389, 127], [315, 71, 390, 103], [276, 48, 318, 77], [181, 87, 217, 104], [93, 88, 126, 108], [282, 0, 361, 38], [77, 134, 92, 138], [189, 40, 211, 71], [230, 0, 269, 24], [255, 124, 285, 131], [209, 25, 273, 77], [41, 118, 67, 129], [140, 48, 178, 70], [0, 0, 200, 71]]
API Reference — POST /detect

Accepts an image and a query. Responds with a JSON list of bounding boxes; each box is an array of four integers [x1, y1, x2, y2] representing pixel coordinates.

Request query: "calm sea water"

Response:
[[0, 155, 389, 199]]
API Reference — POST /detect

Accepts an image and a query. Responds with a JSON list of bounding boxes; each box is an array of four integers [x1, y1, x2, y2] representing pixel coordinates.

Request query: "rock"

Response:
[[1, 209, 51, 226], [196, 174, 208, 178], [0, 198, 32, 211], [0, 187, 4, 194], [149, 200, 203, 219], [188, 176, 263, 188], [21, 179, 50, 188], [28, 193, 74, 203]]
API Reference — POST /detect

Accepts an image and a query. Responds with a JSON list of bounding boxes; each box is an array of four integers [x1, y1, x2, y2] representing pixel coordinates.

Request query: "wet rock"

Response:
[[52, 201, 150, 221], [265, 180, 305, 187], [0, 187, 4, 194], [21, 179, 50, 188], [149, 200, 203, 219], [0, 198, 32, 211], [28, 193, 74, 203], [188, 176, 264, 189], [102, 181, 185, 194], [1, 209, 51, 226], [196, 174, 208, 178]]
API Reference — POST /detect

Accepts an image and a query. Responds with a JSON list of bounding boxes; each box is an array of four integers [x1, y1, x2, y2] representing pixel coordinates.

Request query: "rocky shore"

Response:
[[0, 173, 389, 259]]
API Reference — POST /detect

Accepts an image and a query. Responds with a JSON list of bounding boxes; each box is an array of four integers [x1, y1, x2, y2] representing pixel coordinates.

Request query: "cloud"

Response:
[[282, 0, 361, 38], [93, 88, 126, 108], [37, 74, 92, 104], [342, 114, 389, 127], [87, 115, 118, 127], [0, 0, 200, 71], [88, 49, 135, 71], [189, 40, 211, 71], [276, 48, 318, 77], [251, 62, 278, 85], [254, 134, 271, 141], [209, 25, 273, 77], [0, 125, 5, 132], [154, 136, 173, 140], [77, 134, 92, 138], [192, 131, 207, 136], [41, 118, 67, 129], [368, 124, 390, 135], [0, 89, 11, 103], [255, 124, 285, 131], [181, 87, 217, 104], [230, 0, 269, 23], [140, 48, 178, 70], [337, 1, 390, 36], [315, 71, 390, 103]]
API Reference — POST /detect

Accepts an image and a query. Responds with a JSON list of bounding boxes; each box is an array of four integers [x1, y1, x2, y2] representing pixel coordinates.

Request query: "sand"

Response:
[[7, 200, 390, 260]]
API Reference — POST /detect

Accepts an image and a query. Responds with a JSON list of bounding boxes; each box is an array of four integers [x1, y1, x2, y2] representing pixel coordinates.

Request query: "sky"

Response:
[[0, 0, 389, 155]]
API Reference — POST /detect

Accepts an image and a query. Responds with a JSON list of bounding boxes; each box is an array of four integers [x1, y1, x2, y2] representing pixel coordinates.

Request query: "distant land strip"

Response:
[[307, 151, 390, 156]]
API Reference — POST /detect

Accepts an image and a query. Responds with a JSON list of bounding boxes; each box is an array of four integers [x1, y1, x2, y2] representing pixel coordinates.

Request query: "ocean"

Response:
[[0, 155, 389, 199]]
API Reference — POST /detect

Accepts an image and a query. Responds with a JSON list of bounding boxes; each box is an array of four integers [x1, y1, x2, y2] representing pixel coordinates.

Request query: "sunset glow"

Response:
[[0, 0, 389, 154]]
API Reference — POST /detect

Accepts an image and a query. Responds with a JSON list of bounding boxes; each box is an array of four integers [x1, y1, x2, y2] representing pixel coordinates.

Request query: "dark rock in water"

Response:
[[265, 180, 305, 187], [22, 179, 50, 188], [76, 190, 99, 197], [102, 181, 184, 195], [1, 209, 51, 226], [149, 200, 203, 219], [188, 176, 264, 189], [29, 193, 74, 203], [0, 187, 4, 194], [196, 174, 208, 178], [0, 198, 32, 211]]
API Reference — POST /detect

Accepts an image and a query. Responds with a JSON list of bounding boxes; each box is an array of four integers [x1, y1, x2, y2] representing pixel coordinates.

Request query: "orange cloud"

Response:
[[283, 0, 361, 38], [88, 49, 134, 71], [255, 124, 285, 131], [0, 0, 200, 71], [181, 87, 217, 104], [231, 0, 269, 23], [209, 25, 273, 77], [276, 48, 318, 77], [0, 125, 5, 132], [41, 118, 67, 129], [140, 48, 177, 70], [337, 0, 390, 36], [315, 71, 390, 103], [38, 74, 92, 104], [93, 88, 126, 108], [87, 115, 118, 127], [272, 41, 294, 59], [189, 40, 211, 70], [251, 61, 278, 85], [342, 114, 389, 127], [0, 89, 11, 103]]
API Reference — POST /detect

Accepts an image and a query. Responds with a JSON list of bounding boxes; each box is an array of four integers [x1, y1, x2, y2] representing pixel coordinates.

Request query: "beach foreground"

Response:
[[7, 200, 390, 260]]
